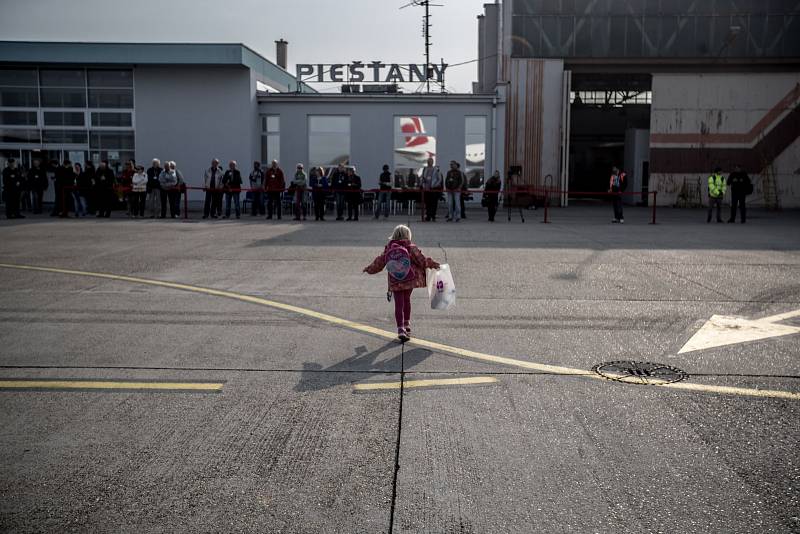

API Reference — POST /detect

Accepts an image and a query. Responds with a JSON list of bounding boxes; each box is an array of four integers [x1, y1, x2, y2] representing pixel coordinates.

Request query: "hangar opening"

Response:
[[568, 72, 652, 204]]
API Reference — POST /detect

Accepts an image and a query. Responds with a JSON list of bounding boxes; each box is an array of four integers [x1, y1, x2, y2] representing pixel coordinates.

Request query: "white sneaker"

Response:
[[619, 219, 624, 224]]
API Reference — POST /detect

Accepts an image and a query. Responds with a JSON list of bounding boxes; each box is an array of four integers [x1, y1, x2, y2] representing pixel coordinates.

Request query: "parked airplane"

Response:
[[394, 117, 436, 164], [394, 116, 485, 167]]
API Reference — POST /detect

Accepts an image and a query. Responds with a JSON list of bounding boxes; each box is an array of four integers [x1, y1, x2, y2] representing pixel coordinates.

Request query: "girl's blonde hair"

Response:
[[390, 224, 412, 241]]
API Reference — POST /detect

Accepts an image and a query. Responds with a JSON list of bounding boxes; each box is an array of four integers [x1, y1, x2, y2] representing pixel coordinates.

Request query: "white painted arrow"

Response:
[[679, 309, 800, 354]]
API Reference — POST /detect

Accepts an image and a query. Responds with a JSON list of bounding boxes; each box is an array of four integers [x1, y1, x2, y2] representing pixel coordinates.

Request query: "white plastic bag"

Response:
[[427, 263, 456, 310]]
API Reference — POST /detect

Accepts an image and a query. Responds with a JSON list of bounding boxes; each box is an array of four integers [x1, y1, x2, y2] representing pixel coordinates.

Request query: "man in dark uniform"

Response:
[[345, 167, 362, 221], [27, 159, 48, 214], [2, 158, 24, 219], [330, 163, 348, 221], [727, 164, 752, 224], [94, 159, 116, 218]]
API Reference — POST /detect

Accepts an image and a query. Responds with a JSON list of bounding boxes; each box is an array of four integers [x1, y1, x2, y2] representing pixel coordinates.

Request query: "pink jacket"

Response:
[[364, 239, 440, 291]]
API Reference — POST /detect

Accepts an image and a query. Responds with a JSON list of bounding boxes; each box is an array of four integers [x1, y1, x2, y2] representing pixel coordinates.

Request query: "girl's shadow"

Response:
[[294, 342, 432, 392]]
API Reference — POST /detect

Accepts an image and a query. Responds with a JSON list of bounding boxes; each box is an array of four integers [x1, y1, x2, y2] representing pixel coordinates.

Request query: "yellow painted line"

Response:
[[657, 381, 800, 400], [596, 372, 800, 400], [353, 376, 498, 391], [1, 263, 798, 402], [0, 263, 588, 377], [0, 380, 223, 391]]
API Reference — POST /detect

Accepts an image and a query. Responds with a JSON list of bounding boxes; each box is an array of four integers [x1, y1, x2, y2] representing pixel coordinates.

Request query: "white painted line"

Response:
[[679, 312, 800, 354]]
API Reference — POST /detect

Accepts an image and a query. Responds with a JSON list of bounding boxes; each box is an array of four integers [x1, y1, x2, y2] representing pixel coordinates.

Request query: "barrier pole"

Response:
[[183, 188, 188, 220], [650, 191, 657, 224]]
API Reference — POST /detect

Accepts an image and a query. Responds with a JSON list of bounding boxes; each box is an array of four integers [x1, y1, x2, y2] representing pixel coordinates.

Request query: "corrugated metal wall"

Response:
[[505, 58, 544, 186]]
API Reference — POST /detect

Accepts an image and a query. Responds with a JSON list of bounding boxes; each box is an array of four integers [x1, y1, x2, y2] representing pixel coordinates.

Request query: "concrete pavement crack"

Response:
[[388, 342, 405, 534]]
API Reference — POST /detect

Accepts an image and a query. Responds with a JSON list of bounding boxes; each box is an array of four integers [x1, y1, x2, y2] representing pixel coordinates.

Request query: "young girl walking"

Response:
[[363, 225, 440, 342]]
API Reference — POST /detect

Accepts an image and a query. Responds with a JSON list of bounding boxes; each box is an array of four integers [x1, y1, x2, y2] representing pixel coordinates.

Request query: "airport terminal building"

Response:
[[1, 0, 798, 208], [0, 41, 497, 205]]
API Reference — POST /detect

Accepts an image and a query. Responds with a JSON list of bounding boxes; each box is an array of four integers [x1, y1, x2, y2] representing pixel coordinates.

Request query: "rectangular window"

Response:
[[44, 111, 85, 127], [87, 69, 133, 88], [42, 129, 89, 144], [91, 112, 132, 127], [0, 69, 37, 86], [88, 88, 134, 108], [90, 131, 135, 150], [0, 128, 41, 144], [259, 114, 280, 164], [465, 116, 486, 189], [40, 88, 86, 108], [393, 116, 436, 172], [0, 88, 39, 107], [40, 69, 86, 87], [309, 115, 350, 168], [0, 69, 39, 107], [0, 110, 38, 126]]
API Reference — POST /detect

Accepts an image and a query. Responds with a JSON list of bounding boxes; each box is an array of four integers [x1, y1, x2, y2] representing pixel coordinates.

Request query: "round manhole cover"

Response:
[[592, 360, 689, 385]]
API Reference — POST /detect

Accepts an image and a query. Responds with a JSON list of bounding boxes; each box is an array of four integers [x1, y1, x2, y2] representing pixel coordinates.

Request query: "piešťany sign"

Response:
[[296, 62, 447, 83]]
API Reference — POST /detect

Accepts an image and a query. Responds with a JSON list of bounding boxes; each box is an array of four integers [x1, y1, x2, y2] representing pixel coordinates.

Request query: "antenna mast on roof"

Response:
[[400, 0, 444, 93]]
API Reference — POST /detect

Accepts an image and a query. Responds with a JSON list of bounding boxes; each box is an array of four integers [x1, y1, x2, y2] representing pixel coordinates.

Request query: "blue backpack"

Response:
[[385, 242, 415, 282]]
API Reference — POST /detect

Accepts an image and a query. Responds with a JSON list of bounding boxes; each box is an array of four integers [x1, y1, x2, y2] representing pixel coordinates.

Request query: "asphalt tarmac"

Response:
[[0, 205, 798, 533]]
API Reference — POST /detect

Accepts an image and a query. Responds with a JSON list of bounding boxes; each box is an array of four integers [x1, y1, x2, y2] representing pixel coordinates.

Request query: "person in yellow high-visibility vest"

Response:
[[707, 166, 726, 223]]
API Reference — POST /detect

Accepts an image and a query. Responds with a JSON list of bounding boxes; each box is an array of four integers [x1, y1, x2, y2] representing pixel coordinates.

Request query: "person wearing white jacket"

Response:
[[130, 164, 147, 218]]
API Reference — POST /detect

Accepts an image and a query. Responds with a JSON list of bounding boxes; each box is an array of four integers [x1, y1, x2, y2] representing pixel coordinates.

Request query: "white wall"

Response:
[[134, 65, 256, 201], [540, 59, 565, 184], [259, 97, 495, 189], [624, 128, 650, 205], [649, 72, 800, 207]]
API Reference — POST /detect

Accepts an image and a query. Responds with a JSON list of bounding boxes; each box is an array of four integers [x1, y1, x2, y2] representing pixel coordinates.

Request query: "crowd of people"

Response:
[[0, 154, 513, 222], [0, 157, 186, 219], [198, 156, 502, 223], [2, 155, 755, 224]]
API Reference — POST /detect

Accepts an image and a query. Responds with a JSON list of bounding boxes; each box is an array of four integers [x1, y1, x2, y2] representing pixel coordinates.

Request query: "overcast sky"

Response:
[[0, 0, 489, 93]]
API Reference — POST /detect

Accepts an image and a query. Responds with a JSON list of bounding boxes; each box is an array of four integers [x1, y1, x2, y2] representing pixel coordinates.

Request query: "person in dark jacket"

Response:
[[71, 162, 88, 217], [444, 160, 464, 222], [94, 160, 115, 218], [608, 166, 626, 224], [248, 161, 265, 216], [2, 159, 24, 219], [146, 159, 162, 218], [18, 165, 32, 213], [727, 165, 752, 224], [420, 158, 443, 222], [202, 159, 223, 219], [265, 160, 285, 220], [484, 170, 502, 222], [330, 163, 348, 220], [375, 164, 392, 219], [27, 159, 48, 214], [310, 166, 329, 221], [222, 160, 243, 219], [345, 167, 362, 221], [52, 160, 76, 217]]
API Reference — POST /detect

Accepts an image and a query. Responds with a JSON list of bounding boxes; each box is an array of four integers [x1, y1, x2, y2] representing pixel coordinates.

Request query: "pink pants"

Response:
[[393, 289, 412, 332]]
